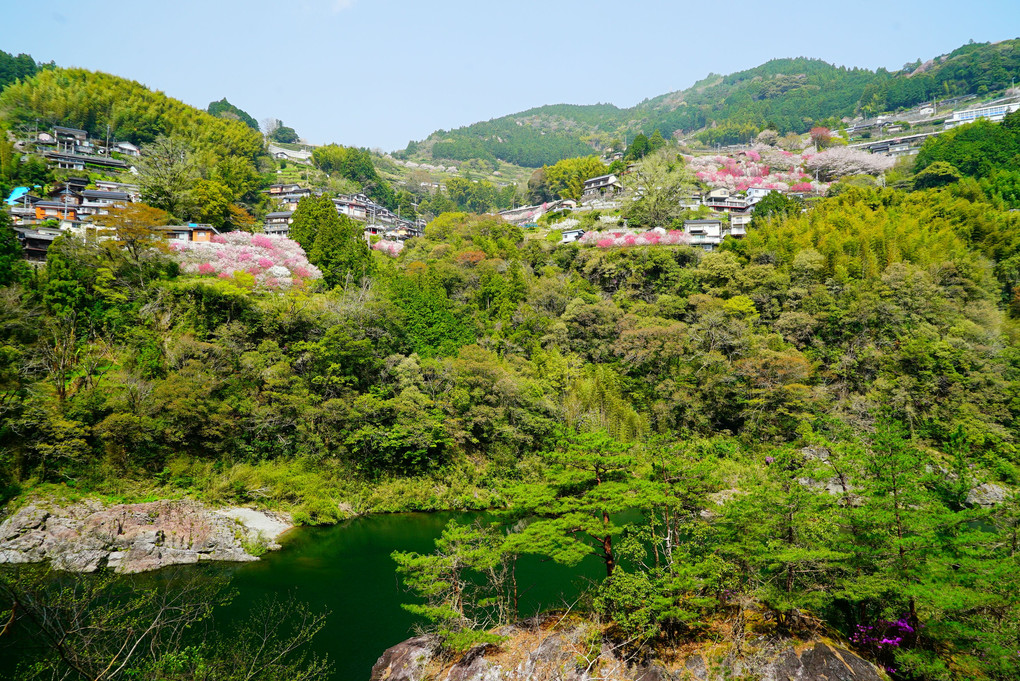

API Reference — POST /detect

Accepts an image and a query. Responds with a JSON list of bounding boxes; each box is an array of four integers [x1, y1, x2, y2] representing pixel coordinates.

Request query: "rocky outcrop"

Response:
[[966, 483, 1011, 508], [371, 620, 886, 681], [0, 499, 292, 574]]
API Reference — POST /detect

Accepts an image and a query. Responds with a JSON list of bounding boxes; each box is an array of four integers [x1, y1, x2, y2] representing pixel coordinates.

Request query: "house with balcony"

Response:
[[34, 201, 78, 221], [54, 126, 88, 153], [729, 212, 752, 237], [683, 219, 724, 250], [702, 189, 753, 213], [582, 174, 622, 200], [264, 211, 294, 236]]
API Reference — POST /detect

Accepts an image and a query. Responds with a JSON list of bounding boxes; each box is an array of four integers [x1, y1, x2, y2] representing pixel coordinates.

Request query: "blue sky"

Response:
[[4, 0, 1019, 151]]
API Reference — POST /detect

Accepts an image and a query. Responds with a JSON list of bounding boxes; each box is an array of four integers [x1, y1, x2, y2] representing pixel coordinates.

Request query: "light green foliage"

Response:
[[392, 520, 514, 650], [541, 156, 608, 202], [623, 148, 694, 227], [504, 431, 639, 576], [0, 67, 266, 163]]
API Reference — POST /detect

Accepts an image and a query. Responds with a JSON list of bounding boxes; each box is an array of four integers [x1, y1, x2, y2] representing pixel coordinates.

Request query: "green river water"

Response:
[[2, 512, 599, 681]]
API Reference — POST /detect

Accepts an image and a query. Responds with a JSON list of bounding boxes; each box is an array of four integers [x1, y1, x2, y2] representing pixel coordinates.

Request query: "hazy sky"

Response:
[[4, 1, 1019, 151]]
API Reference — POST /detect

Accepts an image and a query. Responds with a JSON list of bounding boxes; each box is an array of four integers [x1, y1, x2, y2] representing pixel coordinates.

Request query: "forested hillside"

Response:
[[402, 39, 1020, 166], [3, 42, 1020, 680], [4, 151, 1020, 675], [0, 68, 266, 166]]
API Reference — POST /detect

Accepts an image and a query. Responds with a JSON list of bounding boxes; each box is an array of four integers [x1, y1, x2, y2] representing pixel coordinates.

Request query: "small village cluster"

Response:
[[7, 96, 1020, 262], [262, 183, 425, 243], [499, 171, 779, 251]]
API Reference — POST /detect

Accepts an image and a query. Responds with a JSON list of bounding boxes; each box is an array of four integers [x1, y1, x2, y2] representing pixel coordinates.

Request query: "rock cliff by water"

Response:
[[0, 499, 291, 573], [371, 617, 886, 681]]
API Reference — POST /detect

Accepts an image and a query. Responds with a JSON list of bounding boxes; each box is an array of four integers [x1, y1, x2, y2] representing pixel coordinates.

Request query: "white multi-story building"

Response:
[[944, 102, 1020, 129]]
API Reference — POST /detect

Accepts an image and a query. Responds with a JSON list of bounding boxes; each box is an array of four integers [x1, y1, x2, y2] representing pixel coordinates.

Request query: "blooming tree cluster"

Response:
[[578, 228, 691, 249], [686, 146, 829, 194], [373, 239, 405, 257], [804, 147, 896, 181], [169, 231, 322, 289]]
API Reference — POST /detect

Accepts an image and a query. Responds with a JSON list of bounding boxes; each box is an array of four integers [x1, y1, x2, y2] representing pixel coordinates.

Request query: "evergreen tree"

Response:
[[288, 195, 335, 252], [0, 210, 26, 286], [309, 213, 373, 289]]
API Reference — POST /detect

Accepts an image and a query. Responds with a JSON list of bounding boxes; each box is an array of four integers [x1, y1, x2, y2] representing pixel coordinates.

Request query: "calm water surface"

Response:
[[0, 512, 598, 680], [198, 512, 597, 681]]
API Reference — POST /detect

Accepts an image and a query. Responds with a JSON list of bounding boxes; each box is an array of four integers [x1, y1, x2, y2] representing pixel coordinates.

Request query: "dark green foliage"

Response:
[[311, 144, 396, 208], [913, 161, 962, 189], [0, 50, 43, 91], [389, 271, 475, 358], [624, 133, 650, 161], [269, 123, 299, 144], [288, 194, 335, 251], [309, 212, 373, 288], [750, 191, 802, 227], [0, 211, 26, 286], [207, 97, 259, 130], [915, 114, 1020, 178]]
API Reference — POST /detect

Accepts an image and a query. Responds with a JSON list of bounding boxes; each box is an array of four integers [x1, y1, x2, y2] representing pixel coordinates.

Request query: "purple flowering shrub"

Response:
[[168, 231, 322, 289], [851, 616, 919, 677]]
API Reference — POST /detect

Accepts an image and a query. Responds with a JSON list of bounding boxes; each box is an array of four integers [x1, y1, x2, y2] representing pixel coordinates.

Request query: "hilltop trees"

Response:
[[312, 143, 397, 208], [0, 50, 43, 91], [0, 68, 266, 163], [208, 98, 259, 130]]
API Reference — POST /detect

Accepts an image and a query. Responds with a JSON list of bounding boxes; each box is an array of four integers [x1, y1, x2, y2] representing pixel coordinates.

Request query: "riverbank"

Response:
[[370, 614, 888, 681], [0, 498, 293, 573]]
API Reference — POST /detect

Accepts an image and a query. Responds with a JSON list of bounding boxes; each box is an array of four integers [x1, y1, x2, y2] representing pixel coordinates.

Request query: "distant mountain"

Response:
[[399, 39, 1020, 167]]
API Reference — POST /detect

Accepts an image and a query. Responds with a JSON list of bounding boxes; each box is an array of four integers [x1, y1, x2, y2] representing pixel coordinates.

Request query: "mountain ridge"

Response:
[[397, 39, 1020, 166]]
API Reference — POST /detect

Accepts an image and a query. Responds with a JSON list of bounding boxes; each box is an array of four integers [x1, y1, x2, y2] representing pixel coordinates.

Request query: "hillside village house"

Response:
[[159, 223, 218, 242], [267, 183, 303, 195], [264, 211, 294, 236], [582, 174, 623, 200], [53, 126, 88, 153], [33, 201, 77, 221], [115, 141, 140, 157], [683, 219, 724, 251], [730, 212, 751, 236]]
